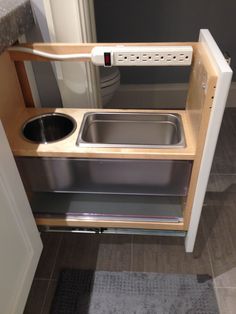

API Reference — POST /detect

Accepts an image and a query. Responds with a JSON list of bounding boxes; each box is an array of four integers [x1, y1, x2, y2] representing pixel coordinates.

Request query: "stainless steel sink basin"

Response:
[[77, 112, 185, 148], [22, 113, 76, 144]]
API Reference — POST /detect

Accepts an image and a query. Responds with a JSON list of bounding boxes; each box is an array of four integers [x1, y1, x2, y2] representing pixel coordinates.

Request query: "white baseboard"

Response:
[[109, 82, 236, 108]]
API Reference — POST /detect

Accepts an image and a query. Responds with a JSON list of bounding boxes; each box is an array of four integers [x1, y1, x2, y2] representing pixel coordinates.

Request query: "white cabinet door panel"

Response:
[[0, 122, 42, 314]]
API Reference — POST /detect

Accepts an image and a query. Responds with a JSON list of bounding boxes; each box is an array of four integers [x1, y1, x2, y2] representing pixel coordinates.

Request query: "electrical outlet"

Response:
[[91, 46, 193, 66]]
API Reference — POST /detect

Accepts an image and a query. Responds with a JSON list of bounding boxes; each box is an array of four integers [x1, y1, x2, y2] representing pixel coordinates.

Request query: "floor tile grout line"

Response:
[[40, 279, 51, 314], [201, 223, 223, 313], [33, 277, 50, 281], [49, 233, 63, 281], [210, 173, 236, 176], [201, 220, 216, 280], [34, 232, 63, 281], [214, 287, 223, 314], [95, 234, 100, 271], [201, 190, 236, 290], [130, 234, 134, 271], [40, 234, 63, 314], [215, 286, 236, 289]]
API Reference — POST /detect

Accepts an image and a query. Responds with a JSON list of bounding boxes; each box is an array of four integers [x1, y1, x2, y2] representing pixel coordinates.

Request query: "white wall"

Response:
[[27, 0, 63, 107]]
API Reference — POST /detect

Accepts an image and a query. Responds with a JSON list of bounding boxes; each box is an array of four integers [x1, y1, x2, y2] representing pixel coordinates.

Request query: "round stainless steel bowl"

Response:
[[22, 113, 77, 144]]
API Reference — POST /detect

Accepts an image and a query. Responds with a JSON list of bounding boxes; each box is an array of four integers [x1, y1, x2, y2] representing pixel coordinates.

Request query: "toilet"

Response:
[[99, 67, 120, 106]]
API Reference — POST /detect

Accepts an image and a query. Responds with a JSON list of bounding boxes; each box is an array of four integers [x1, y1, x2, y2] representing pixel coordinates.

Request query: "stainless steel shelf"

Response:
[[31, 192, 183, 223], [16, 157, 192, 196]]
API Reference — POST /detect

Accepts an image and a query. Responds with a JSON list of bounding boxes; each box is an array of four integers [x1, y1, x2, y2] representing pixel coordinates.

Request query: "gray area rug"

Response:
[[50, 269, 219, 314]]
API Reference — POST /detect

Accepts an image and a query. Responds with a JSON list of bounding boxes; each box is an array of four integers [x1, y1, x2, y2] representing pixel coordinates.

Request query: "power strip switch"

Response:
[[91, 46, 193, 67]]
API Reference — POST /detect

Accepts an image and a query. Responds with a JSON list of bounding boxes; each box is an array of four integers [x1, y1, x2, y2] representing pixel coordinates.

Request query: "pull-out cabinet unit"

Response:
[[2, 29, 232, 251]]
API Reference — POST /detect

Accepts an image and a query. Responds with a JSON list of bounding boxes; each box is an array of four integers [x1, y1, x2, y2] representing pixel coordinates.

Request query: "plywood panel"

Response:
[[14, 61, 35, 107], [184, 43, 219, 228], [0, 52, 26, 129], [186, 43, 218, 147], [7, 108, 196, 160]]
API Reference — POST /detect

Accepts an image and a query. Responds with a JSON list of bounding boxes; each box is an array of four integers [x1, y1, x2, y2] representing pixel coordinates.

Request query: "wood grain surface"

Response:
[[7, 108, 196, 160]]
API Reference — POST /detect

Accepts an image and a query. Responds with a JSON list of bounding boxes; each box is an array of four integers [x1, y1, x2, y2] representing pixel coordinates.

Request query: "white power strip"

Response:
[[91, 46, 193, 66]]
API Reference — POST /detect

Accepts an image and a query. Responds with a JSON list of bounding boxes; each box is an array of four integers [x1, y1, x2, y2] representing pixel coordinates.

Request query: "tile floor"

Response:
[[24, 109, 236, 314]]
